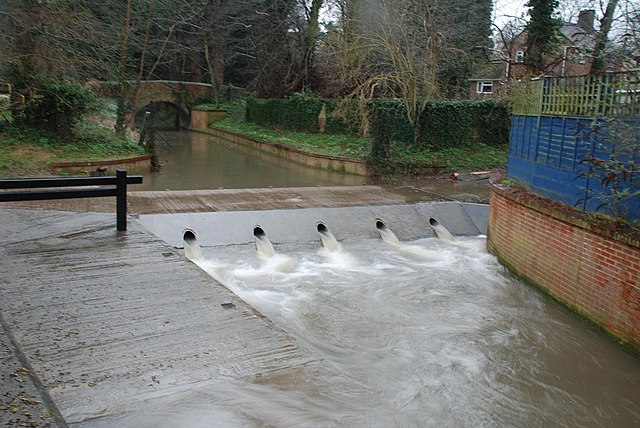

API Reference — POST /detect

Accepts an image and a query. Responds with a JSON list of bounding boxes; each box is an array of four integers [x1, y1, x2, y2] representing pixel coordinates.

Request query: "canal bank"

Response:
[[488, 181, 640, 354]]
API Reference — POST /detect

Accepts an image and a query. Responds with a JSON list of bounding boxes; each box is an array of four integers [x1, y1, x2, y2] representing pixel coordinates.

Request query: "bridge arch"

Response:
[[133, 101, 190, 129], [110, 80, 213, 129]]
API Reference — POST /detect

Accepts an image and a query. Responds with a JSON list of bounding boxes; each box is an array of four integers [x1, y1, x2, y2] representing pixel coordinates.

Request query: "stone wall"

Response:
[[487, 183, 639, 354]]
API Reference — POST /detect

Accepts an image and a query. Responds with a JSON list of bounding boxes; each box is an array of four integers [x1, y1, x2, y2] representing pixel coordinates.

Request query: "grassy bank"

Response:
[[0, 125, 144, 177], [210, 116, 508, 173]]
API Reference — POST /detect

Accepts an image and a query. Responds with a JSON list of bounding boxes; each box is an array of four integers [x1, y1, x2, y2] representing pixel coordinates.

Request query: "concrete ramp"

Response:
[[138, 201, 488, 248], [0, 208, 314, 425]]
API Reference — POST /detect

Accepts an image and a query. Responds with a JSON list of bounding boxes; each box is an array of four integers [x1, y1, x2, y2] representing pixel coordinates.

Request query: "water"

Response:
[[182, 229, 203, 261], [103, 235, 639, 427], [137, 130, 366, 191], [253, 226, 276, 258]]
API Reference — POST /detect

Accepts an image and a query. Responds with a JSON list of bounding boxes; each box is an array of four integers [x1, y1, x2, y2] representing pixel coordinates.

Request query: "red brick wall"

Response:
[[488, 185, 640, 353]]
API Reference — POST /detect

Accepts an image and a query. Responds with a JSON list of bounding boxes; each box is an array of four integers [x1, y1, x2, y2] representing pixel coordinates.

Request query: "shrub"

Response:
[[15, 80, 97, 140], [247, 92, 354, 134]]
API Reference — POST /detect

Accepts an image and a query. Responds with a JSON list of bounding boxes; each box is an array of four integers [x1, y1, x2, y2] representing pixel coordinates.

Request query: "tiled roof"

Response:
[[560, 22, 596, 49]]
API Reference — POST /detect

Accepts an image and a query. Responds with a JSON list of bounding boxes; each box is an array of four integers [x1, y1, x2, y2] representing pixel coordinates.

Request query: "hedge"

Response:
[[246, 92, 355, 135], [246, 94, 511, 148]]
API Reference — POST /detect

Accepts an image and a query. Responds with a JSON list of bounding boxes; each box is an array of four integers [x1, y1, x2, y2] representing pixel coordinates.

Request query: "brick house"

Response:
[[470, 10, 597, 98]]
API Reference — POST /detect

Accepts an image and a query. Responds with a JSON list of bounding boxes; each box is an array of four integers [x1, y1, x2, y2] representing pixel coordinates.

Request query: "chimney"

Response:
[[578, 9, 595, 31]]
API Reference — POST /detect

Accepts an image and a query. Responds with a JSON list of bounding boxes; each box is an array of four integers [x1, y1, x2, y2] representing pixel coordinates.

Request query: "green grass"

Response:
[[391, 143, 508, 172], [0, 125, 145, 178], [212, 118, 507, 172], [212, 118, 372, 158]]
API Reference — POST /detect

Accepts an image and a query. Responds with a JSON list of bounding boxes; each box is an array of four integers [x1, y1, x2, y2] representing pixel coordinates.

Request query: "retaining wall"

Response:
[[190, 109, 228, 129], [190, 127, 369, 176], [50, 155, 152, 175], [487, 183, 639, 354]]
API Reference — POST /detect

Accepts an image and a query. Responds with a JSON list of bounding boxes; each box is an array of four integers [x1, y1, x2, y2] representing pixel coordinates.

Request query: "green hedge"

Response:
[[246, 94, 511, 148], [246, 92, 354, 135], [420, 100, 511, 148]]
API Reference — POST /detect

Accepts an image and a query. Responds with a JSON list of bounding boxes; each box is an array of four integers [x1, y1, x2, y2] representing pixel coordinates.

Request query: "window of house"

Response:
[[577, 49, 586, 64], [477, 81, 493, 94], [515, 51, 525, 63]]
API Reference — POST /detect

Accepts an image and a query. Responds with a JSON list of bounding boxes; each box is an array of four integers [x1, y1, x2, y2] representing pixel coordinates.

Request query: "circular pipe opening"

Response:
[[317, 222, 328, 234], [429, 218, 439, 227], [253, 225, 266, 238], [183, 229, 196, 242], [375, 219, 387, 230]]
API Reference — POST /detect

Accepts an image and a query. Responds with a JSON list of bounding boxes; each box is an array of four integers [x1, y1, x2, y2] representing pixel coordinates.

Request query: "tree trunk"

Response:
[[301, 0, 324, 89], [590, 0, 618, 76], [115, 0, 132, 138], [204, 0, 225, 106]]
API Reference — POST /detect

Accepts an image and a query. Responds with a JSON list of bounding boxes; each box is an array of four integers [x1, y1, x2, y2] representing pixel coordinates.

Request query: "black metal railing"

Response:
[[0, 170, 143, 231]]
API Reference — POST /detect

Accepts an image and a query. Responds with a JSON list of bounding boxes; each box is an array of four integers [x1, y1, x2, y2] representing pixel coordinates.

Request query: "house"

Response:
[[470, 10, 597, 98], [468, 63, 506, 99]]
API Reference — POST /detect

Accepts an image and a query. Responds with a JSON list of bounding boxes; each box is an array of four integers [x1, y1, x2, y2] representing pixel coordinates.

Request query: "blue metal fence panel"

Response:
[[508, 114, 640, 221]]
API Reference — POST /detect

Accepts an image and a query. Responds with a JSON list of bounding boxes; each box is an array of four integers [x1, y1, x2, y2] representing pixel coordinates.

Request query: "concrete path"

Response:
[[0, 207, 315, 426]]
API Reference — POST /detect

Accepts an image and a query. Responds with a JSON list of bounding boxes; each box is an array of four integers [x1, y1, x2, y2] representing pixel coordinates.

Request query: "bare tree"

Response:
[[329, 0, 443, 145], [375, 0, 440, 144], [314, 0, 370, 97], [591, 0, 619, 75]]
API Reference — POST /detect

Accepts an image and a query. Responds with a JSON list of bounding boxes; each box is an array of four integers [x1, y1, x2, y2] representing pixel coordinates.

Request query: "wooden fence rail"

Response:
[[512, 72, 640, 118], [0, 170, 143, 231]]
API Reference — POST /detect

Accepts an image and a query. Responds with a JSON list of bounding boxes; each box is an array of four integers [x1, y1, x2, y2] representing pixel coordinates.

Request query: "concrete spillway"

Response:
[[138, 201, 488, 249], [0, 208, 314, 426]]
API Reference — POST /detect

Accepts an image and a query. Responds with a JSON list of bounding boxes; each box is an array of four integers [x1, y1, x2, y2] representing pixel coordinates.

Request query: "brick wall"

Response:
[[488, 184, 640, 354]]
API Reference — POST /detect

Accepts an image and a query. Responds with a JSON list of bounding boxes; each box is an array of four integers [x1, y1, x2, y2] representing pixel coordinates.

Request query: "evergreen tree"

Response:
[[524, 0, 562, 71]]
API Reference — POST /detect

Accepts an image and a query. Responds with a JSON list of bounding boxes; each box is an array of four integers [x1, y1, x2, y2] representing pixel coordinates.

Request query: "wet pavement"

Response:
[[0, 208, 317, 426]]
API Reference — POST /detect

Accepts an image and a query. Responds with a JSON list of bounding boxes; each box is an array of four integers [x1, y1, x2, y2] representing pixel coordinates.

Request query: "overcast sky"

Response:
[[493, 0, 528, 27]]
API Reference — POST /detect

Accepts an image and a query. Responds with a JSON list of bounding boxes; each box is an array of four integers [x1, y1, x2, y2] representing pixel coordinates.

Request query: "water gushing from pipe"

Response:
[[183, 229, 203, 261], [429, 218, 455, 241], [253, 226, 276, 258], [316, 222, 341, 252], [376, 219, 400, 245]]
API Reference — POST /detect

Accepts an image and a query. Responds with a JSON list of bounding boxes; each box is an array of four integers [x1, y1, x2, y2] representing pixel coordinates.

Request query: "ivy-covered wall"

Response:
[[246, 94, 511, 148]]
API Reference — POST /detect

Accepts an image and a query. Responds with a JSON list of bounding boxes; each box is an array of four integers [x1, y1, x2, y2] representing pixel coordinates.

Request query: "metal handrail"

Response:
[[0, 170, 143, 231]]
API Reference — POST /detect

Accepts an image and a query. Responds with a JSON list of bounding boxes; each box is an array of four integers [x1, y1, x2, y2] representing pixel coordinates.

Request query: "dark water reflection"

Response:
[[137, 130, 366, 191]]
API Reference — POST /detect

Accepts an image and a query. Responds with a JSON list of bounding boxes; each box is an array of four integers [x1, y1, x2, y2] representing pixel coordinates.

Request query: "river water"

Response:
[[99, 235, 640, 427], [137, 130, 366, 191]]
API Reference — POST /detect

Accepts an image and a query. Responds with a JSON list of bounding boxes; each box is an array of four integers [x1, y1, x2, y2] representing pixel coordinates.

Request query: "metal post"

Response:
[[116, 170, 127, 231]]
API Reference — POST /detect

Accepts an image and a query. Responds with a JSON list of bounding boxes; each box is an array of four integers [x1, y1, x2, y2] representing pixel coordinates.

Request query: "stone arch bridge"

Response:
[[96, 80, 213, 128]]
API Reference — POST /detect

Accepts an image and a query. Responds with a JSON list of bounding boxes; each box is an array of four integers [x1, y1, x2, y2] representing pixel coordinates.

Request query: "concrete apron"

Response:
[[0, 195, 487, 426]]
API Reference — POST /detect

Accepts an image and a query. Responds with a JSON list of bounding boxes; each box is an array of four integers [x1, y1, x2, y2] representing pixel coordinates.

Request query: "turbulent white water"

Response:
[[94, 236, 640, 427], [180, 236, 640, 427]]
